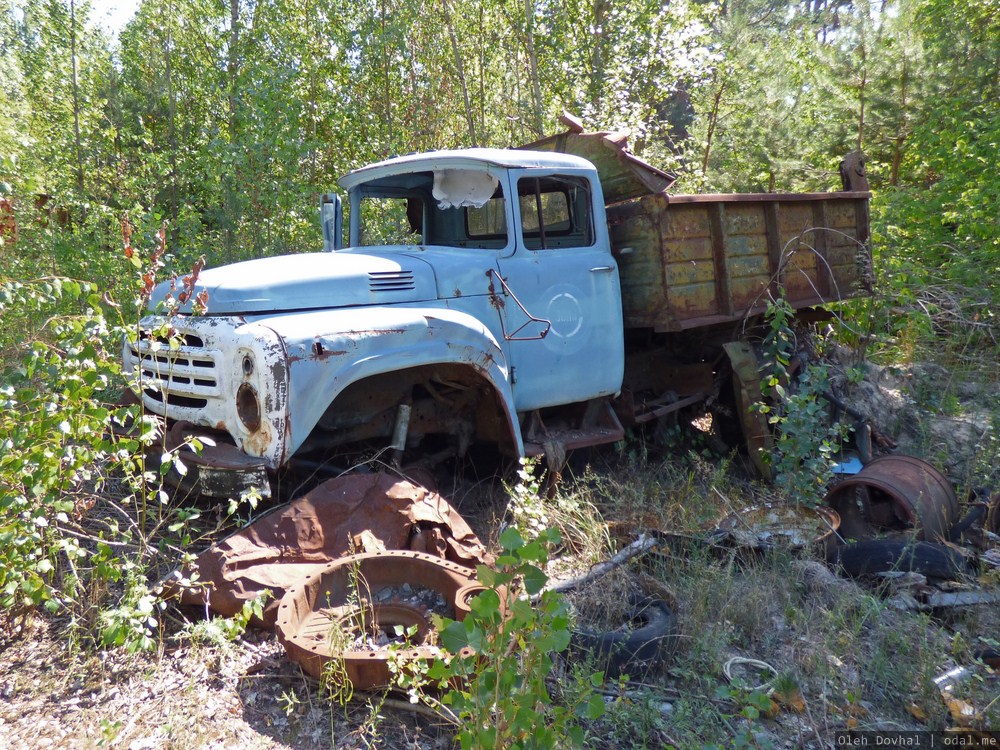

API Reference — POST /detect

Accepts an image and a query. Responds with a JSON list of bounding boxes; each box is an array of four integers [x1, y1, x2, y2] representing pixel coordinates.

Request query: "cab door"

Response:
[[494, 170, 624, 411]]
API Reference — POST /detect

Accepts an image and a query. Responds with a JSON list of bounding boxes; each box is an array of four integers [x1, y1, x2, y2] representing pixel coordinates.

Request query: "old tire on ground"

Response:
[[570, 597, 677, 680], [829, 539, 969, 581]]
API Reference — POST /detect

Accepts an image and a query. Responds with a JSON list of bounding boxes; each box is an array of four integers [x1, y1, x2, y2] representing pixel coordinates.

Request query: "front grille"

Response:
[[369, 270, 415, 293], [126, 331, 221, 409]]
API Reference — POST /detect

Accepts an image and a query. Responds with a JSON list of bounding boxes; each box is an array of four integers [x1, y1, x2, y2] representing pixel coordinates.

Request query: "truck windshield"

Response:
[[356, 170, 508, 250]]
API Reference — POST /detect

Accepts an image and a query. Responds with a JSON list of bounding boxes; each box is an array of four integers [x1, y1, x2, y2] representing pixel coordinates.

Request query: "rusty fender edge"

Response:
[[262, 305, 523, 459]]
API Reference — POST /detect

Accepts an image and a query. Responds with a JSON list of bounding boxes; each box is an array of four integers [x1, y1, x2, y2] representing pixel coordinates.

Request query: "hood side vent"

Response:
[[369, 270, 416, 293]]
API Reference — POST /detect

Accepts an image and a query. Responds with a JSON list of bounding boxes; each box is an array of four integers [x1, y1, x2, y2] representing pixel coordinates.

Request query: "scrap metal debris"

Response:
[[824, 455, 958, 541], [163, 472, 487, 627], [274, 550, 484, 689]]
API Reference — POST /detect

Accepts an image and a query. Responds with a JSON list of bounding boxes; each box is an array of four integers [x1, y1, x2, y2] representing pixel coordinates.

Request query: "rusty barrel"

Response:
[[824, 455, 958, 542]]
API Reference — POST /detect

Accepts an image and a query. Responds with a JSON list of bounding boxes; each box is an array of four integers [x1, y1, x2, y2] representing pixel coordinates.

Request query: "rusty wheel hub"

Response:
[[274, 550, 485, 689]]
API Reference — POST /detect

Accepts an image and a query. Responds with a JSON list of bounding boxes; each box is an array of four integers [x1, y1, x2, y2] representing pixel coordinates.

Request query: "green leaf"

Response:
[[584, 693, 606, 719], [469, 588, 502, 620], [476, 565, 497, 587], [499, 526, 524, 552], [537, 627, 571, 653], [521, 564, 547, 595], [518, 540, 548, 563], [440, 620, 474, 652]]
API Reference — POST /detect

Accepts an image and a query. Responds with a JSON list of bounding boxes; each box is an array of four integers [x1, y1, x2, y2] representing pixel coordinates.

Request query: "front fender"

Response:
[[257, 306, 520, 459]]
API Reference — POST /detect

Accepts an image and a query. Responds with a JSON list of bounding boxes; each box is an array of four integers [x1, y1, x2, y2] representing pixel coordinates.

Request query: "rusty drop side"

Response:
[[607, 191, 872, 333], [519, 121, 677, 203]]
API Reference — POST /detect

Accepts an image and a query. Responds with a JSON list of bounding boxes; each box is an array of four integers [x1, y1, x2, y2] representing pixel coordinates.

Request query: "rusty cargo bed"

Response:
[[607, 190, 872, 332]]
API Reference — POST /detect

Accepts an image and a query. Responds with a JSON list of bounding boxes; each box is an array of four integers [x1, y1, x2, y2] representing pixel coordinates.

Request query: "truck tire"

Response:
[[829, 539, 969, 581], [570, 597, 677, 679]]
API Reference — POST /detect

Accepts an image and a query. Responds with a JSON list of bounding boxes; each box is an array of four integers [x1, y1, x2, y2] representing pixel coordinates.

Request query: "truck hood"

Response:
[[150, 251, 437, 315]]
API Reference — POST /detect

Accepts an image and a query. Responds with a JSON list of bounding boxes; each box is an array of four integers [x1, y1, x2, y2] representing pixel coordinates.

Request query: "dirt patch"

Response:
[[0, 612, 452, 749], [829, 354, 998, 485]]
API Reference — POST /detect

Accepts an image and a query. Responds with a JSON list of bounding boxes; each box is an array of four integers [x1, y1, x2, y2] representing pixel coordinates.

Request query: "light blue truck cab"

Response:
[[125, 149, 627, 497]]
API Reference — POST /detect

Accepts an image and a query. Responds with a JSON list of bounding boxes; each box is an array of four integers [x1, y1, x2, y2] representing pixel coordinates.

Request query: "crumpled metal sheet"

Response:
[[164, 472, 487, 627]]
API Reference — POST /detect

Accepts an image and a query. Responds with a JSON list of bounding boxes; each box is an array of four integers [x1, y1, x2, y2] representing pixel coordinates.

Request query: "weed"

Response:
[[177, 591, 269, 648], [389, 526, 603, 749], [754, 292, 851, 506], [508, 457, 611, 563], [0, 218, 250, 654], [95, 717, 122, 747], [278, 688, 302, 717]]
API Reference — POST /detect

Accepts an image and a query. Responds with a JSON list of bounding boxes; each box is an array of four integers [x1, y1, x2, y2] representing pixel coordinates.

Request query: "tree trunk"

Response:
[[164, 0, 179, 233], [69, 0, 84, 197], [889, 55, 908, 187], [856, 27, 867, 153], [224, 0, 241, 258], [381, 0, 393, 153], [442, 0, 477, 146], [701, 68, 727, 181], [589, 0, 609, 109], [522, 0, 544, 136]]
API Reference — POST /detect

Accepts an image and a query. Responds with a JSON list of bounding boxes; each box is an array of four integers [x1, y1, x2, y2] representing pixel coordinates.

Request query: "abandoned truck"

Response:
[[124, 127, 872, 499]]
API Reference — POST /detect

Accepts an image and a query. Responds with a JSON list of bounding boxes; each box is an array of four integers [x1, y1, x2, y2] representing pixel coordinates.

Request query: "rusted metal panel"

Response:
[[522, 398, 626, 455], [520, 125, 676, 203], [723, 341, 773, 479], [662, 203, 711, 240], [608, 191, 872, 333], [665, 191, 872, 203], [165, 472, 488, 625]]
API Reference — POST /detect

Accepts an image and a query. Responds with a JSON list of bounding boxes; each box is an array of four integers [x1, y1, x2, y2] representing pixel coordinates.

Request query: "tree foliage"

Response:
[[1, 0, 992, 282]]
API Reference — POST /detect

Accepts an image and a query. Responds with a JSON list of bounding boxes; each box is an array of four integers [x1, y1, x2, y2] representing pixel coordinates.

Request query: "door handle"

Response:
[[590, 266, 614, 273]]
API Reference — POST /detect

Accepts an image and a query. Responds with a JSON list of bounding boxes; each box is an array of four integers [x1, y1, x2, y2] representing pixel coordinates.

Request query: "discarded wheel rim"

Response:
[[274, 550, 479, 689], [716, 503, 841, 553], [824, 455, 958, 542]]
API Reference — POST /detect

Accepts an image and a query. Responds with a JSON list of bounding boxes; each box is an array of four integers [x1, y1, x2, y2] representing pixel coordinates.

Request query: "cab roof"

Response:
[[338, 148, 596, 190]]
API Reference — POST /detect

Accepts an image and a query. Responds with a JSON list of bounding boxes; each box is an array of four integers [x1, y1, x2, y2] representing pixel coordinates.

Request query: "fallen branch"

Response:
[[538, 533, 659, 598]]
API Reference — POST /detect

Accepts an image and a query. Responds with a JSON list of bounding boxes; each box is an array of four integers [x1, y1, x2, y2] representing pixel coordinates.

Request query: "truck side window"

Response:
[[517, 175, 594, 250], [465, 197, 507, 241]]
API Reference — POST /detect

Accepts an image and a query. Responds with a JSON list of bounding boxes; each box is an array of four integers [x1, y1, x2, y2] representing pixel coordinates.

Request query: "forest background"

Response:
[[1, 0, 997, 290]]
